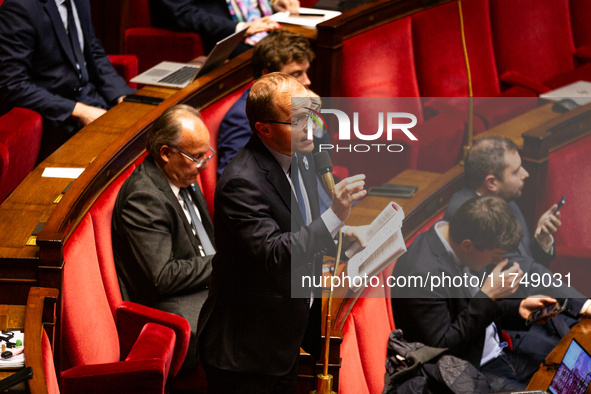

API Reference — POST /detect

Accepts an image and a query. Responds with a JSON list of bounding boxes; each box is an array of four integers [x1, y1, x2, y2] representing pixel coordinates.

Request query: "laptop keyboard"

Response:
[[158, 66, 199, 85]]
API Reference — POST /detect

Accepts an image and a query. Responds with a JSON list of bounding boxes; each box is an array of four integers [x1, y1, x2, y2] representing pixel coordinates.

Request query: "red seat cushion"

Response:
[[108, 54, 139, 89]]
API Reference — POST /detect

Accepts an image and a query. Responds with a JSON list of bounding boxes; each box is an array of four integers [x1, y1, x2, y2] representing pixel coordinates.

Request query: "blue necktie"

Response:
[[291, 154, 308, 225], [179, 188, 215, 256]]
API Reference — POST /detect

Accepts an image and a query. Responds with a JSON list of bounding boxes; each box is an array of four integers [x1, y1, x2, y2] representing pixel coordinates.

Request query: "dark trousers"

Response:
[[203, 358, 299, 394], [480, 353, 526, 392]]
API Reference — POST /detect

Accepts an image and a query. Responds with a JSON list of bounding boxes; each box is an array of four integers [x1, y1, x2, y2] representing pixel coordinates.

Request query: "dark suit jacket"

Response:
[[391, 225, 526, 368], [444, 187, 586, 313], [198, 134, 334, 376], [150, 0, 238, 53], [112, 155, 213, 366], [217, 88, 250, 178], [0, 0, 134, 122]]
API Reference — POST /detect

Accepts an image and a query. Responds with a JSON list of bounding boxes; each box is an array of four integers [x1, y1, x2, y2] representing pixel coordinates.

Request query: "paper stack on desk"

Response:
[[346, 202, 406, 288], [0, 331, 24, 369], [270, 8, 341, 27]]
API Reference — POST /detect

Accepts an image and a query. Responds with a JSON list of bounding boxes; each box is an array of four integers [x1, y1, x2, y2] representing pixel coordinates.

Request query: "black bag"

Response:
[[382, 329, 492, 394]]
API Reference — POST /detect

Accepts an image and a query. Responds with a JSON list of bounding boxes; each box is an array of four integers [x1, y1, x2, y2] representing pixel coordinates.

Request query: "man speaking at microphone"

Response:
[[197, 73, 367, 393]]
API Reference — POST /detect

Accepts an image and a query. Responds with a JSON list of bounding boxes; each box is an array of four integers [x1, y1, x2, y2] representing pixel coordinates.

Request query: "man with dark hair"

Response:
[[445, 136, 558, 267], [197, 73, 367, 393], [443, 136, 591, 382], [112, 104, 215, 368], [392, 196, 558, 391], [0, 0, 135, 154], [217, 29, 318, 178]]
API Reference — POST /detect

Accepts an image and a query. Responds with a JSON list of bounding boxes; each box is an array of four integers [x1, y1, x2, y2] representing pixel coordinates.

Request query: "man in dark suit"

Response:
[[150, 0, 297, 54], [197, 73, 367, 393], [217, 29, 318, 178], [443, 136, 591, 382], [392, 196, 565, 391], [0, 0, 135, 148], [112, 105, 215, 368]]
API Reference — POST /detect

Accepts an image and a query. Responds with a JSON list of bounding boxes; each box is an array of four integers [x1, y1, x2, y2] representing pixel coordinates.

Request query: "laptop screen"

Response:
[[549, 339, 591, 394]]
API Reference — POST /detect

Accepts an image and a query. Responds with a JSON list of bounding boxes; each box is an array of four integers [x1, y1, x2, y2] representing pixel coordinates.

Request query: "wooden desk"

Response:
[[526, 318, 591, 391]]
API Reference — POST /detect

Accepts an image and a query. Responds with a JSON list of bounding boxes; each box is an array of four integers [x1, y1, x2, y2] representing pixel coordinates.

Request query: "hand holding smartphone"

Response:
[[525, 298, 568, 326]]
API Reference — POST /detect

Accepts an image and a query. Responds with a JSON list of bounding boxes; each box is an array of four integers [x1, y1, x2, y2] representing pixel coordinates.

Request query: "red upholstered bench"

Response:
[[0, 107, 43, 203], [123, 0, 203, 74], [411, 0, 537, 129], [491, 0, 591, 94], [336, 16, 466, 187], [61, 152, 196, 393], [540, 133, 591, 297]]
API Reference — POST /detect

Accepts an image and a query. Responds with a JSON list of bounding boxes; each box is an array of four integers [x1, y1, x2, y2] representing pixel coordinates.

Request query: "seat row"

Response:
[[327, 0, 591, 188]]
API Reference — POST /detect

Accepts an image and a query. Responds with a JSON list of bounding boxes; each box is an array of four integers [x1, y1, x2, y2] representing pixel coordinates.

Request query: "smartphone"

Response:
[[122, 94, 164, 105], [525, 298, 568, 326], [552, 195, 566, 214]]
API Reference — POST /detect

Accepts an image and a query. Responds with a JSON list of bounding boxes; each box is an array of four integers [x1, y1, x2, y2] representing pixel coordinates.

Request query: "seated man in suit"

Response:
[[391, 196, 572, 391], [197, 73, 368, 393], [112, 104, 215, 368], [0, 0, 135, 156], [217, 29, 319, 178], [443, 136, 591, 382], [150, 0, 299, 54]]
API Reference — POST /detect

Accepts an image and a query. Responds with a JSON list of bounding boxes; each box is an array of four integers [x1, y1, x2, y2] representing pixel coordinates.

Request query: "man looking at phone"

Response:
[[443, 136, 591, 382], [392, 196, 559, 391]]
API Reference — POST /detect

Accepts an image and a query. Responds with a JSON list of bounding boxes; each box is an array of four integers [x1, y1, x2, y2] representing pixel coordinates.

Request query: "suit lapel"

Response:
[[299, 153, 320, 220], [249, 135, 304, 227], [143, 156, 202, 254], [44, 0, 78, 73]]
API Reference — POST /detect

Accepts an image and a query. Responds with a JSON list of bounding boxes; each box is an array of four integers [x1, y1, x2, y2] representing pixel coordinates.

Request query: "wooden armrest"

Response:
[[24, 287, 59, 394]]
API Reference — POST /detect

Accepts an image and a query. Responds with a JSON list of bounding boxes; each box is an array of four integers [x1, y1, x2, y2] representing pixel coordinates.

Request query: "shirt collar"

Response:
[[262, 141, 292, 174], [434, 221, 462, 266]]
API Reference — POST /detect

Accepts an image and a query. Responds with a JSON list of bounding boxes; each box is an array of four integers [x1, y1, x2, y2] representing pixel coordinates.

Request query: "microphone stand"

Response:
[[312, 171, 339, 394]]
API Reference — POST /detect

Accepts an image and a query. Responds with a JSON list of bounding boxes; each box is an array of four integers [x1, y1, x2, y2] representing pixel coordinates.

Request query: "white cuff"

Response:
[[236, 22, 246, 33], [321, 209, 344, 238], [580, 299, 591, 315], [535, 233, 555, 254]]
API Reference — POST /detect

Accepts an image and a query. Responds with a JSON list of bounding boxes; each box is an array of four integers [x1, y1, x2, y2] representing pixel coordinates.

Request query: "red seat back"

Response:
[[490, 0, 576, 84], [0, 108, 42, 203], [62, 215, 121, 371], [199, 83, 253, 217], [412, 0, 500, 98], [127, 0, 152, 28], [570, 0, 591, 50], [340, 316, 371, 394], [336, 17, 422, 187], [539, 134, 591, 249]]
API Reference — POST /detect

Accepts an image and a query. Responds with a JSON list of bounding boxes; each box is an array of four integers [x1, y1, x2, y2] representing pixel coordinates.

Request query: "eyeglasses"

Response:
[[171, 146, 216, 168], [262, 101, 321, 131]]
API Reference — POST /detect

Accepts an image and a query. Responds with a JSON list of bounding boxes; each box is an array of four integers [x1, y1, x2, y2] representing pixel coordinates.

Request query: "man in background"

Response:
[[217, 29, 319, 178], [0, 0, 135, 156], [112, 105, 215, 368]]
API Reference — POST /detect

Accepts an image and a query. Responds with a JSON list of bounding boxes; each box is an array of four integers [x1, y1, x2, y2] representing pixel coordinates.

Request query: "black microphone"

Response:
[[314, 151, 335, 198]]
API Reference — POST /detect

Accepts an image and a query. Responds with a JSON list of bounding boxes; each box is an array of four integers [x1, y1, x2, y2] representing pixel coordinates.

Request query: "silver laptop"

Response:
[[495, 338, 591, 394], [540, 81, 591, 106], [131, 28, 248, 89]]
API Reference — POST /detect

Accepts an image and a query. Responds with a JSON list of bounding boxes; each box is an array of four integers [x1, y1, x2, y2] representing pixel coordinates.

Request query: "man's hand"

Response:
[[273, 0, 300, 13], [480, 259, 523, 300], [71, 102, 107, 126], [519, 296, 557, 321], [344, 225, 370, 247], [535, 205, 562, 249], [331, 174, 366, 222], [583, 302, 591, 318], [244, 17, 280, 37]]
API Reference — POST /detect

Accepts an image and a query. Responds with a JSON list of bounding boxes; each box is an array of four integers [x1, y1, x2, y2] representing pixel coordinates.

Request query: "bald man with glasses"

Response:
[[112, 104, 215, 369]]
